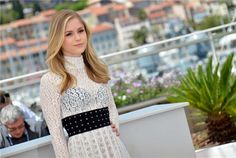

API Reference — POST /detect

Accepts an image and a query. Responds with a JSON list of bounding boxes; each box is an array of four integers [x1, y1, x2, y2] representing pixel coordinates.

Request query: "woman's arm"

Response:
[[106, 84, 120, 133], [40, 73, 70, 158]]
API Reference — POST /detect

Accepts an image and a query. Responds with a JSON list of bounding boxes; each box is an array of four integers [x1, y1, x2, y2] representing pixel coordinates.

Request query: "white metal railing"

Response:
[[0, 22, 236, 88], [0, 70, 47, 85]]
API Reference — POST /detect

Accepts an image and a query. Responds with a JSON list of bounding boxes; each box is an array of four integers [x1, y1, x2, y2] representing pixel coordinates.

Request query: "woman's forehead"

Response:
[[65, 18, 84, 32]]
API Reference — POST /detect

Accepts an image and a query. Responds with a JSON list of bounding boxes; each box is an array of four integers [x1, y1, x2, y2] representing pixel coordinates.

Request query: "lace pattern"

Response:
[[61, 85, 110, 115], [61, 88, 92, 112]]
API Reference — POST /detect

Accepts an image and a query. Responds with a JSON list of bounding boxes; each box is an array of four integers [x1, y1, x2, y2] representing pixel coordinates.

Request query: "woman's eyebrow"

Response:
[[65, 27, 84, 33]]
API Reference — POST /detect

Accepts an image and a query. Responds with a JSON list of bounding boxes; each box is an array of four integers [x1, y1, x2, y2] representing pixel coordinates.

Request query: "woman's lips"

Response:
[[74, 43, 83, 47]]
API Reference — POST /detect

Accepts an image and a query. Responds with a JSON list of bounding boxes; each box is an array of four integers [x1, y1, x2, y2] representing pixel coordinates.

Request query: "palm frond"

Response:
[[224, 78, 236, 109], [168, 53, 236, 116], [219, 53, 233, 101], [212, 63, 220, 106]]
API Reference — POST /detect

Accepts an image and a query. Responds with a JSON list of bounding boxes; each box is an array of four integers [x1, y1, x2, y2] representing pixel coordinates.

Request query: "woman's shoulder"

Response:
[[40, 71, 61, 86], [41, 71, 61, 82]]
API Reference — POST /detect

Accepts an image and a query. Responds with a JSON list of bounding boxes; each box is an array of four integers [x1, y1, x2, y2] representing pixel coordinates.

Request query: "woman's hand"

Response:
[[111, 122, 120, 136]]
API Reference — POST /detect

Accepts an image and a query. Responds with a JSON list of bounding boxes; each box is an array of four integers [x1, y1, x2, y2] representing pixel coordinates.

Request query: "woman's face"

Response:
[[61, 17, 87, 57]]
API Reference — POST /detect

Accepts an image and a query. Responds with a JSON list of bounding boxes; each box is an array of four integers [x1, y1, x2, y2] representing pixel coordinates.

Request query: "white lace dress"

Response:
[[40, 56, 130, 158]]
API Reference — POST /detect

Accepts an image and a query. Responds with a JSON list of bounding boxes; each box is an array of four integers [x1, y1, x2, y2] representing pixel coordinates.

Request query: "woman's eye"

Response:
[[66, 33, 72, 36], [78, 29, 84, 33]]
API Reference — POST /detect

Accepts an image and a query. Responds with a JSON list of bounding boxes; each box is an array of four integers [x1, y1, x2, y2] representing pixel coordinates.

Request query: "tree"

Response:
[[33, 1, 41, 15], [0, 9, 18, 24], [151, 25, 161, 40], [0, 13, 10, 24], [54, 0, 88, 11], [70, 0, 88, 11], [137, 9, 147, 21], [191, 15, 230, 30], [12, 0, 24, 20], [133, 26, 148, 46]]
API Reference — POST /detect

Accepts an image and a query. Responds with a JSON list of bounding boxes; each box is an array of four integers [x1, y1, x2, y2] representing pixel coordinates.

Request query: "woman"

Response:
[[40, 10, 130, 158]]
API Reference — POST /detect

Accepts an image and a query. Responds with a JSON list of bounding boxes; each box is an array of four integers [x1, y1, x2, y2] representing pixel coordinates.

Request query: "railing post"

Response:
[[208, 32, 219, 64]]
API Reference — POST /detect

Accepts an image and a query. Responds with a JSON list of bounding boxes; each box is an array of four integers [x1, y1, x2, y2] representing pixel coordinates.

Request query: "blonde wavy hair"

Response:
[[47, 10, 110, 94]]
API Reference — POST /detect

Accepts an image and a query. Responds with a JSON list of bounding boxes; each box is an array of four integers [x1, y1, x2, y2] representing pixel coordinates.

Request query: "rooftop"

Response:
[[87, 3, 127, 16], [92, 23, 114, 33]]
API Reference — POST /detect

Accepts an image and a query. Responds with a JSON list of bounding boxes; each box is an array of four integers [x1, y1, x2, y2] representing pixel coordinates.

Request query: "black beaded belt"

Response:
[[62, 107, 111, 137]]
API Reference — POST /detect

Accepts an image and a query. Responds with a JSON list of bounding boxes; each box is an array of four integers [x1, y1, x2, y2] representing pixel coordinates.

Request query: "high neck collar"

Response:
[[64, 55, 85, 70]]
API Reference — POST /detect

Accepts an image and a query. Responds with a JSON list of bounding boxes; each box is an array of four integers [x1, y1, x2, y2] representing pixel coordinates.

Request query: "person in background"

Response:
[[0, 90, 41, 122], [0, 105, 45, 148], [0, 91, 50, 148]]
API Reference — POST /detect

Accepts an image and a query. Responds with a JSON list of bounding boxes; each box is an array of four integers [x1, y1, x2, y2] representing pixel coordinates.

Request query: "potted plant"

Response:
[[168, 53, 236, 144]]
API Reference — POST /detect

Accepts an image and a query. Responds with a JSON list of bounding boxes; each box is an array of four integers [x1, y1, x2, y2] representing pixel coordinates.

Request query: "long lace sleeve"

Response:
[[106, 84, 120, 132], [40, 73, 70, 158]]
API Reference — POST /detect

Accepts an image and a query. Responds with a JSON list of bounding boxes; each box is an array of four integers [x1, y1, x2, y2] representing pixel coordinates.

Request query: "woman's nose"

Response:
[[74, 33, 81, 40]]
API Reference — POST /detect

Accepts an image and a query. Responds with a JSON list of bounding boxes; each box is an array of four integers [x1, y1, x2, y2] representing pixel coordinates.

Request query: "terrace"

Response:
[[1, 22, 236, 158]]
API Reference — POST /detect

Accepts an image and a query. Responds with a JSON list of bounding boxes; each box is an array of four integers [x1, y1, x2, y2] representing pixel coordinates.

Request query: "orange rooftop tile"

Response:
[[16, 37, 47, 47], [92, 23, 113, 33], [12, 16, 47, 27], [148, 11, 166, 20], [186, 2, 196, 9], [0, 44, 48, 61], [88, 3, 126, 16], [40, 9, 56, 17], [0, 38, 16, 47]]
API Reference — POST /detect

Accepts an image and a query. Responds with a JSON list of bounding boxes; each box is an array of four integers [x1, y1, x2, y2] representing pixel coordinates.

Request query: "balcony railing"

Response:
[[1, 22, 236, 89]]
